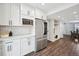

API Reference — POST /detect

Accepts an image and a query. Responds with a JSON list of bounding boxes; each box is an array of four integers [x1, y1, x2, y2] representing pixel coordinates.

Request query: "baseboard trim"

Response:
[[48, 37, 63, 42]]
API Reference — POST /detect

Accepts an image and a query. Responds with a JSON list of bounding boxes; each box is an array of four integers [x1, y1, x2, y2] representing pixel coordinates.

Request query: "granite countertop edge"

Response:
[[0, 34, 35, 41]]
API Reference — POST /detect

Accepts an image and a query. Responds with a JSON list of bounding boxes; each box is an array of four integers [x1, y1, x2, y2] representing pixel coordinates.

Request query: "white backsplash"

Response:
[[0, 26, 34, 36]]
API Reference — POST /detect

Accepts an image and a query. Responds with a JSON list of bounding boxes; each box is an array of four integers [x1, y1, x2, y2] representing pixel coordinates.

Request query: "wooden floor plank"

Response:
[[28, 36, 79, 56]]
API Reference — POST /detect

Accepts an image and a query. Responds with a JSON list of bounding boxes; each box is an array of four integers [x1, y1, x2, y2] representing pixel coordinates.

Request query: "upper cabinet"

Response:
[[10, 3, 21, 26], [21, 4, 35, 19], [0, 3, 47, 26], [21, 4, 47, 20], [35, 8, 47, 20], [0, 4, 10, 25], [0, 3, 21, 26]]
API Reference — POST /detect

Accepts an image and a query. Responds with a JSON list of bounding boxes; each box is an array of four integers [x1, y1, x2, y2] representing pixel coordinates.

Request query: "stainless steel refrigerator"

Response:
[[35, 18, 47, 51]]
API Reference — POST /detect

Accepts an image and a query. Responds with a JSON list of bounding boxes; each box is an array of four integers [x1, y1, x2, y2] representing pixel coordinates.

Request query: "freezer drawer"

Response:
[[36, 38, 47, 51], [36, 39, 42, 51], [41, 39, 47, 49]]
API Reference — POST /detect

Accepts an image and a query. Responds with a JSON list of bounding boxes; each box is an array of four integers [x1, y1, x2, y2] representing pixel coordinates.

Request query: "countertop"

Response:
[[0, 34, 35, 41]]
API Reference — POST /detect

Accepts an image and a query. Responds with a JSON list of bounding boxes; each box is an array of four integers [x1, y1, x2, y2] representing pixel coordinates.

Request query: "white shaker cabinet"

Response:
[[0, 39, 20, 56], [11, 39, 20, 56], [20, 37, 30, 56], [0, 46, 2, 56], [20, 36, 35, 56], [35, 8, 47, 20], [35, 8, 42, 19], [0, 3, 21, 26], [0, 4, 10, 25], [28, 36, 35, 52], [1, 40, 13, 56], [10, 4, 21, 26], [0, 35, 35, 56], [21, 4, 35, 19], [41, 13, 47, 20]]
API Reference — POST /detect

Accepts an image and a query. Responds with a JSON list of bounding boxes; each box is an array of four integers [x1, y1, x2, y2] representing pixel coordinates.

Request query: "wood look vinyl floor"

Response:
[[28, 36, 79, 56]]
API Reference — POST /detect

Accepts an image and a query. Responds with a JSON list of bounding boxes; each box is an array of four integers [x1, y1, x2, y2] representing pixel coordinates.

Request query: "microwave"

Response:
[[22, 18, 33, 25]]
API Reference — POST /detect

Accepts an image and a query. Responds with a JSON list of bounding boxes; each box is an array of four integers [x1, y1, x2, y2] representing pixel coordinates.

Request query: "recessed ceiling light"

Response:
[[58, 16, 61, 18], [41, 3, 45, 5], [62, 18, 65, 20], [73, 11, 77, 14]]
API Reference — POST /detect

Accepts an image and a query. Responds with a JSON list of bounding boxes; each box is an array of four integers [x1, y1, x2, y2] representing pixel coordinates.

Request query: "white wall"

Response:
[[47, 19, 65, 42], [47, 19, 54, 42], [63, 23, 75, 35], [75, 24, 79, 31], [59, 22, 64, 38]]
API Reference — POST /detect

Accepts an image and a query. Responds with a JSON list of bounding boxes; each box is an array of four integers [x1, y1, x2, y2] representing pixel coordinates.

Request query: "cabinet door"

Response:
[[0, 4, 10, 25], [21, 38, 30, 56], [35, 9, 42, 19], [41, 13, 47, 20], [2, 41, 13, 56], [10, 3, 21, 26], [29, 36, 35, 52], [21, 4, 35, 19], [12, 39, 20, 56], [0, 43, 2, 56]]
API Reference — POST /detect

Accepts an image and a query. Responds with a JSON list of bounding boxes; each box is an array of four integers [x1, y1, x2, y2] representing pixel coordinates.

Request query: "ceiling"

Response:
[[27, 3, 79, 23], [47, 4, 79, 23], [27, 3, 77, 14]]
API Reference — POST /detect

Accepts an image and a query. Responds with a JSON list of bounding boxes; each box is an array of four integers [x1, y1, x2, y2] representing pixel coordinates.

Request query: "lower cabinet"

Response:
[[0, 39, 20, 56], [12, 39, 20, 56], [29, 36, 35, 52], [20, 36, 35, 56], [0, 42, 3, 56], [0, 36, 35, 56], [1, 40, 13, 56], [20, 37, 30, 56]]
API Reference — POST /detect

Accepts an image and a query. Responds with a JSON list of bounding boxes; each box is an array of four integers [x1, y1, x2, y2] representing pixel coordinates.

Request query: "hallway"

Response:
[[29, 37, 79, 56]]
